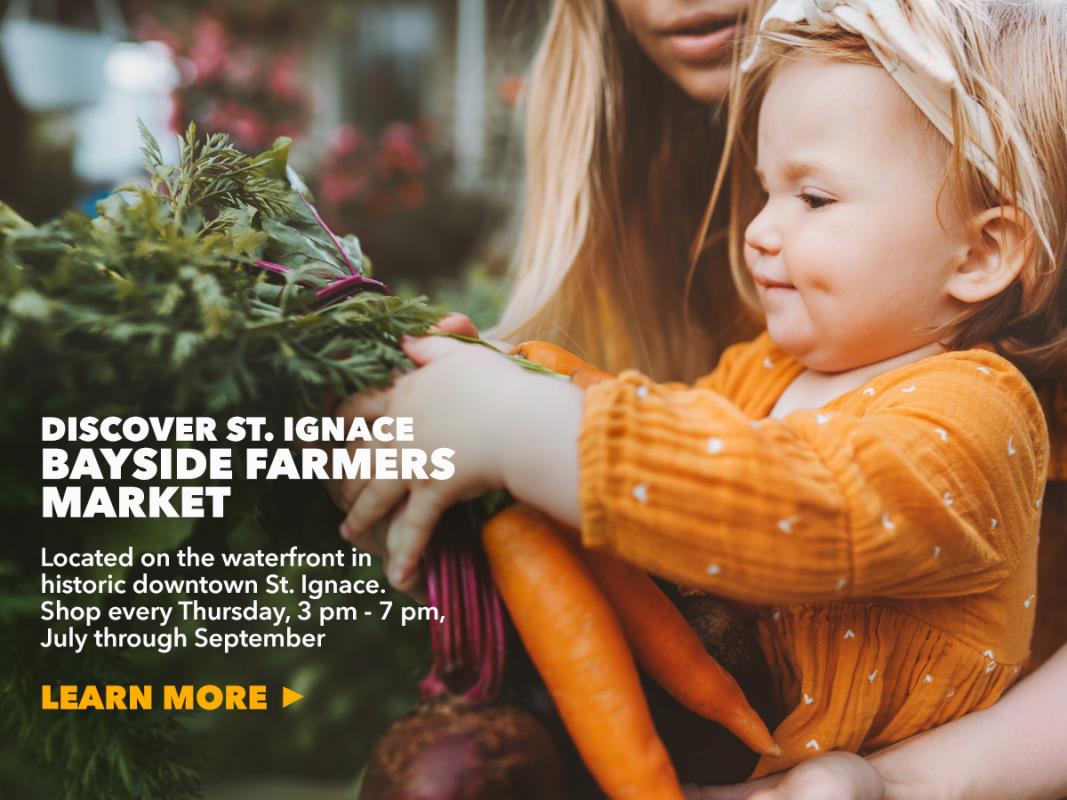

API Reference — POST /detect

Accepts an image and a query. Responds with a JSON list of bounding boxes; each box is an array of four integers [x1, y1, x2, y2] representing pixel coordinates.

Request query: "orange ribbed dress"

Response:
[[577, 333, 1048, 777]]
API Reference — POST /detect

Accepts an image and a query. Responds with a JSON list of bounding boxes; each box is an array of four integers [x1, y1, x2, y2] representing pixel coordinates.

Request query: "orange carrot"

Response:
[[583, 550, 781, 757], [482, 505, 684, 800], [509, 340, 613, 389]]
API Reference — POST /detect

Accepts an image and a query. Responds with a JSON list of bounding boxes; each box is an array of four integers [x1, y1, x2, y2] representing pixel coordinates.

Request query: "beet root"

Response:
[[360, 697, 564, 800]]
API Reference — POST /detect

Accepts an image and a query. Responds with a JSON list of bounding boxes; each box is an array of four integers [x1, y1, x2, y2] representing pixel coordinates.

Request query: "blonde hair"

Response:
[[486, 1, 761, 380], [713, 0, 1067, 376]]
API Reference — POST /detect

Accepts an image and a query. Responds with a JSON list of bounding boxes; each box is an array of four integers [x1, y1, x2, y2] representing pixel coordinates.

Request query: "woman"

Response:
[[483, 0, 759, 380], [375, 0, 1067, 795]]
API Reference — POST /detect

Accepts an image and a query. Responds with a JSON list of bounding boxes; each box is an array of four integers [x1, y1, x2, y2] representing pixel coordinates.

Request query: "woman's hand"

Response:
[[335, 333, 536, 593], [431, 311, 479, 339], [688, 641, 1067, 800], [425, 310, 515, 352], [684, 752, 886, 800]]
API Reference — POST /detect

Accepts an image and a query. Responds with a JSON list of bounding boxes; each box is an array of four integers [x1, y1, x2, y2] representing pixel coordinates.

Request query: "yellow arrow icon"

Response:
[[281, 687, 303, 708]]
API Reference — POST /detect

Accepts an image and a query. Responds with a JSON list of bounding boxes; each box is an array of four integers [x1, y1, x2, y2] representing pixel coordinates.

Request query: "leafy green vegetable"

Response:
[[1, 122, 442, 413], [0, 123, 451, 799]]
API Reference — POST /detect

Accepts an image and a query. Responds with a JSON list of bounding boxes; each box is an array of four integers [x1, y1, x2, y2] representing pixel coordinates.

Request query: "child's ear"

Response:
[[945, 206, 1032, 304]]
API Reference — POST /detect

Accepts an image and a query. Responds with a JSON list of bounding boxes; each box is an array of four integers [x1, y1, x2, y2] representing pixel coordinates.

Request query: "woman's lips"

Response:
[[660, 12, 739, 64]]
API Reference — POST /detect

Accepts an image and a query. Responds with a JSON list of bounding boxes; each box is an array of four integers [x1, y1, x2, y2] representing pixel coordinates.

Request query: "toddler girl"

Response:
[[337, 0, 1067, 777]]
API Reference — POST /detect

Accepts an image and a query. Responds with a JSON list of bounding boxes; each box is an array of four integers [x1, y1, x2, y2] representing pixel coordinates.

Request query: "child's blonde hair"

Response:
[[710, 0, 1067, 375], [486, 1, 765, 380]]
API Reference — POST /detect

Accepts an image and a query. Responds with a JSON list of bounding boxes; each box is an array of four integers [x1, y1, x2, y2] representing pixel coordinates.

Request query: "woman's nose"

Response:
[[744, 205, 783, 256]]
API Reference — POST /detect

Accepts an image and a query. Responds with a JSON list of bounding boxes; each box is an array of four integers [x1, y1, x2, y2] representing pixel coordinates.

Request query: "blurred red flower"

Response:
[[160, 11, 312, 152]]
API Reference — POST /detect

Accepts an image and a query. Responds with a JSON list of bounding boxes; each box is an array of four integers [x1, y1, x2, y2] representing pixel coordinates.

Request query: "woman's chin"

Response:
[[667, 63, 734, 104]]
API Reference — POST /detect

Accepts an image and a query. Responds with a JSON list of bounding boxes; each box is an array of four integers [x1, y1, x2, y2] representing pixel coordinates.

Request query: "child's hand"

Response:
[[335, 333, 533, 592], [684, 753, 887, 800], [323, 311, 479, 514]]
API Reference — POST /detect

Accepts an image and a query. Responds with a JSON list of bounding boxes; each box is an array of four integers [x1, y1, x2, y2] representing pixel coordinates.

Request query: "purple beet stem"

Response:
[[262, 190, 505, 699], [254, 259, 390, 303], [251, 190, 391, 305], [419, 523, 505, 703]]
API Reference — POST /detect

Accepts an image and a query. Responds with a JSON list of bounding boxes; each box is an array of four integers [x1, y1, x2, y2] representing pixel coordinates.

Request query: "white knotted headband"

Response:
[[741, 0, 1002, 192]]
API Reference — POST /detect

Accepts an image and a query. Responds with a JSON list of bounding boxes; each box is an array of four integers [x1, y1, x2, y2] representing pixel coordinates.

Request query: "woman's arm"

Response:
[[688, 643, 1067, 800], [872, 642, 1067, 800]]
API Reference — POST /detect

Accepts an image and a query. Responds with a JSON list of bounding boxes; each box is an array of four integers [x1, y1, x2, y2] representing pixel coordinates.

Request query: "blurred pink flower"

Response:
[[329, 125, 367, 158], [217, 101, 268, 149], [134, 17, 180, 54], [165, 11, 312, 150], [314, 118, 437, 219], [187, 17, 228, 83], [269, 53, 301, 99], [321, 173, 368, 206], [376, 123, 427, 174], [224, 50, 261, 92]]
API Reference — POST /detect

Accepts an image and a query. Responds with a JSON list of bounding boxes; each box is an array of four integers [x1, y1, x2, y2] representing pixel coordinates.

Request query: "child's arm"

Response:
[[337, 333, 1043, 604], [492, 335, 758, 526], [334, 331, 754, 590], [337, 334, 587, 589], [577, 352, 1046, 605]]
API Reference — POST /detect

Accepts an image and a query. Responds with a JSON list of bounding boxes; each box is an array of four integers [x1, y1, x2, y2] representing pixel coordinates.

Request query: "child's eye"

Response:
[[798, 192, 835, 210]]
